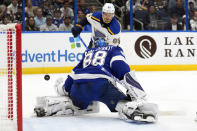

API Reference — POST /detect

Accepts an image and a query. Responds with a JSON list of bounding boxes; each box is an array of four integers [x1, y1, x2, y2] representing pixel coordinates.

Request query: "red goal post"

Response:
[[0, 24, 22, 131]]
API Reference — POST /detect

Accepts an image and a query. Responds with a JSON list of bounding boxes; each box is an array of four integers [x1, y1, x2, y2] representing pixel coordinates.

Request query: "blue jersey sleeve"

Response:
[[110, 47, 130, 80], [91, 12, 102, 20], [108, 18, 121, 35]]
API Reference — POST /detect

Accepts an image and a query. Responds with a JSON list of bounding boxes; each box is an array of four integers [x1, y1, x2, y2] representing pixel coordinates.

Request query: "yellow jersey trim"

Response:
[[91, 16, 100, 22], [107, 27, 114, 35]]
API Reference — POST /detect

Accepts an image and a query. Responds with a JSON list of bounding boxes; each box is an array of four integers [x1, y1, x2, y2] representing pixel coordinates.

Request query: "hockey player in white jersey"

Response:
[[71, 3, 120, 48], [34, 39, 158, 123]]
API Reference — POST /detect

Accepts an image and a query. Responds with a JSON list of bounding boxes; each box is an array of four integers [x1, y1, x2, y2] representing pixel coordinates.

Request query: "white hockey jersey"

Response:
[[86, 12, 121, 46]]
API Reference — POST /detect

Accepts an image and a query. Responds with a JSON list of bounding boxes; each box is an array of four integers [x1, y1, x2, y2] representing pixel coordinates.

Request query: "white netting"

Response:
[[0, 24, 19, 131], [0, 24, 18, 31]]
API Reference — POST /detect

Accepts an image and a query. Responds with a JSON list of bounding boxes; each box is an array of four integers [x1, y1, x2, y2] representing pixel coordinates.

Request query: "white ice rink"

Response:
[[23, 71, 197, 131]]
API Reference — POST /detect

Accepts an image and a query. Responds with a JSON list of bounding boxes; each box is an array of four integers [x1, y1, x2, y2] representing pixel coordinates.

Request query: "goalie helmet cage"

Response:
[[0, 24, 22, 131]]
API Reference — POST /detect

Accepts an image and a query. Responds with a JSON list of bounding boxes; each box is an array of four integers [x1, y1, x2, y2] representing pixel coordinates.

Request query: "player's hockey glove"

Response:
[[71, 25, 82, 37]]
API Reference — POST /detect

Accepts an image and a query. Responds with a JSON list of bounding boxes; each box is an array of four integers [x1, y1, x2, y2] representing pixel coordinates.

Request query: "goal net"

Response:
[[0, 24, 22, 131]]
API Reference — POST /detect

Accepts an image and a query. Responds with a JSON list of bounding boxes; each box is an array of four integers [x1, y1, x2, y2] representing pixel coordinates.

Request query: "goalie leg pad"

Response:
[[34, 96, 74, 117], [123, 71, 147, 100], [34, 96, 99, 117]]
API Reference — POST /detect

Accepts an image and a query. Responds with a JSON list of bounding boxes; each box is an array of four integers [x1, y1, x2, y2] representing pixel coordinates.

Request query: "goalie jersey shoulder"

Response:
[[87, 12, 121, 35]]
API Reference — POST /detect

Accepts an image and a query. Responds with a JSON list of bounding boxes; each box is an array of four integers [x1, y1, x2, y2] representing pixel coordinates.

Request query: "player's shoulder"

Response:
[[111, 45, 123, 51], [87, 11, 102, 22], [108, 18, 121, 35], [92, 12, 102, 18]]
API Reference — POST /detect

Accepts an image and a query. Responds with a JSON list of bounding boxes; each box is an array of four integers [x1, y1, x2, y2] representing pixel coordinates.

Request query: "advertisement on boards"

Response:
[[22, 32, 197, 73], [120, 32, 197, 65], [22, 33, 89, 68]]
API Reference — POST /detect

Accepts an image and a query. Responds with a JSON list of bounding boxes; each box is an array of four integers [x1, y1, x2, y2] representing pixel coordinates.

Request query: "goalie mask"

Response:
[[95, 37, 120, 47], [102, 3, 115, 24], [95, 38, 107, 47]]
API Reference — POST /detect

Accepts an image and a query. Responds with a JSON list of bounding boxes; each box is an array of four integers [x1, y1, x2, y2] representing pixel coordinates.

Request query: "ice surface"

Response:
[[23, 71, 197, 131]]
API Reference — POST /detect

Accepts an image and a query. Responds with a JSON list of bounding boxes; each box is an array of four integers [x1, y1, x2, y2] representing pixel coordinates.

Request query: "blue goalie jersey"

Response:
[[64, 45, 130, 92]]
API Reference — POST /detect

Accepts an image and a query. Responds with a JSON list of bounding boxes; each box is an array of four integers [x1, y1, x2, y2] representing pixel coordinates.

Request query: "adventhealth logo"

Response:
[[69, 37, 81, 49], [22, 50, 83, 63]]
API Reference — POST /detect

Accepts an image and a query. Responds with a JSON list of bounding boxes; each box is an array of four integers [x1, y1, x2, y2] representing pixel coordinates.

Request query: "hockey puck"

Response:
[[44, 75, 50, 81]]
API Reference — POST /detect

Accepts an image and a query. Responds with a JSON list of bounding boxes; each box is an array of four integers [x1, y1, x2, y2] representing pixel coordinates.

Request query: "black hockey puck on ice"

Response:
[[44, 75, 50, 81]]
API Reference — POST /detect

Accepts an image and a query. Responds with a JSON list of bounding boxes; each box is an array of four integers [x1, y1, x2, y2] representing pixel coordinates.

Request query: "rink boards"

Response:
[[21, 32, 197, 74]]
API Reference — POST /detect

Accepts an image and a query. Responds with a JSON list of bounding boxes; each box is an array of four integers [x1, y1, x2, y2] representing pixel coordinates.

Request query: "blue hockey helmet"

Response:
[[95, 39, 107, 47]]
